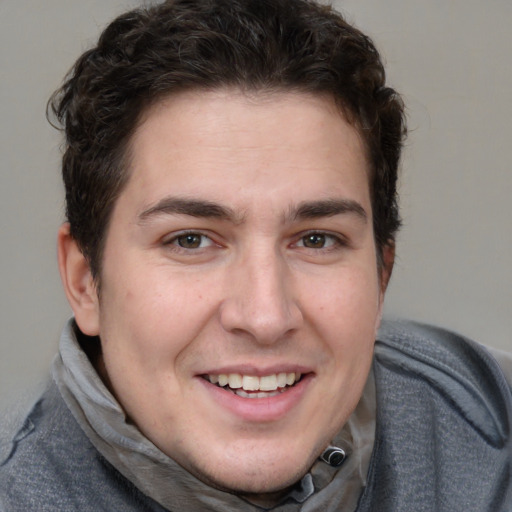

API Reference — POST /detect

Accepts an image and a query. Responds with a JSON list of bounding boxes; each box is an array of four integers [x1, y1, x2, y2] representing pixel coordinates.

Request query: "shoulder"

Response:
[[0, 381, 160, 511], [357, 320, 512, 511], [375, 319, 512, 390], [0, 383, 89, 510], [375, 319, 512, 447]]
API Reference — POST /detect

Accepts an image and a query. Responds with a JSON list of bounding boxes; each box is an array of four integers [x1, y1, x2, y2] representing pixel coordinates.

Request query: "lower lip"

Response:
[[197, 375, 312, 423]]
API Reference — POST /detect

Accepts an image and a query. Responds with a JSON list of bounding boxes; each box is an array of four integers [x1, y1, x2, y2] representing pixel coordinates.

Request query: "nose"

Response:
[[219, 247, 303, 345]]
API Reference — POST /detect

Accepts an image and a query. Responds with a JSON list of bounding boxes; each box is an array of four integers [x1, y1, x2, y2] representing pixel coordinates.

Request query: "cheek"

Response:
[[303, 266, 380, 372], [100, 265, 221, 364], [305, 266, 380, 325]]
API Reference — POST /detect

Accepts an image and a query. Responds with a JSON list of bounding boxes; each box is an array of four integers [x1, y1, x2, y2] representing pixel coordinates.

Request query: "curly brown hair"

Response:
[[49, 0, 406, 279]]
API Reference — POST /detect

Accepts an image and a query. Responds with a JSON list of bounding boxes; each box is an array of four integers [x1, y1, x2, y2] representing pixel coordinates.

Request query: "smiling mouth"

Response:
[[203, 372, 303, 398]]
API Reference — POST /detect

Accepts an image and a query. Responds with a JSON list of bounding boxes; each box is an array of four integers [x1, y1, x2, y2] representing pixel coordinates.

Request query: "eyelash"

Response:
[[293, 230, 348, 252], [162, 229, 347, 254], [162, 230, 216, 251]]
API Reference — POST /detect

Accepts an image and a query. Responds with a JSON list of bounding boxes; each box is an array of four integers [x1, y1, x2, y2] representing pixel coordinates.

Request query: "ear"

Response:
[[57, 223, 100, 336], [379, 241, 395, 297], [374, 241, 395, 333]]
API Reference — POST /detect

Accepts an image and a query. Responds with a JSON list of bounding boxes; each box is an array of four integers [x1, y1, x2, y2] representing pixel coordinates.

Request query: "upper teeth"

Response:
[[208, 372, 301, 392]]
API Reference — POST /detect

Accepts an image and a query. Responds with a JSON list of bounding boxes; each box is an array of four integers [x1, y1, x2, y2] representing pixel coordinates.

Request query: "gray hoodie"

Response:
[[1, 320, 510, 511]]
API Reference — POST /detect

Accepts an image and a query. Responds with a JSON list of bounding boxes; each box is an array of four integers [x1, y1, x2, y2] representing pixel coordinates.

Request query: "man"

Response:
[[0, 0, 510, 510]]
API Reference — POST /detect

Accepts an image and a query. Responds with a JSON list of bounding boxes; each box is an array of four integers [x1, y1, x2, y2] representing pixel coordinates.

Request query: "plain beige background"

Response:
[[1, 0, 511, 409]]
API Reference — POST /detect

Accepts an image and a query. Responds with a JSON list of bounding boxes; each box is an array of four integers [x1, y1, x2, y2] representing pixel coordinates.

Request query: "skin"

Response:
[[58, 89, 394, 502]]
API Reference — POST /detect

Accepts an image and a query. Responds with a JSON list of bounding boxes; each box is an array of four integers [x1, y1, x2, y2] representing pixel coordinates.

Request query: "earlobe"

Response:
[[57, 223, 100, 336]]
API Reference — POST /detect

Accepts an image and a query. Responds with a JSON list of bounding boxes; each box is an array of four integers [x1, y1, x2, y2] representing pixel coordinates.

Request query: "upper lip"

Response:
[[199, 364, 313, 376]]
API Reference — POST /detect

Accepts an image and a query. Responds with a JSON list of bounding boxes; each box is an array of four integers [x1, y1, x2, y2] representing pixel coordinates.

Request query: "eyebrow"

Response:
[[138, 196, 367, 225], [138, 197, 242, 224], [290, 198, 368, 223]]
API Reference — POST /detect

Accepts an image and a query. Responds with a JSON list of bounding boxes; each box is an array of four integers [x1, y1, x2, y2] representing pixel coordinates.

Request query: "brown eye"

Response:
[[302, 233, 327, 248], [176, 234, 204, 248]]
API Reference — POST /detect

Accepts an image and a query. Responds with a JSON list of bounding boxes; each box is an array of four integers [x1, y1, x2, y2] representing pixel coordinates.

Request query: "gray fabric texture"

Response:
[[356, 321, 512, 511], [0, 320, 374, 511], [1, 319, 511, 511]]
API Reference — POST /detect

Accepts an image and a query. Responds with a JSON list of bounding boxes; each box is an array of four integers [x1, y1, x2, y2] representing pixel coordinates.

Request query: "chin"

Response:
[[186, 443, 318, 497]]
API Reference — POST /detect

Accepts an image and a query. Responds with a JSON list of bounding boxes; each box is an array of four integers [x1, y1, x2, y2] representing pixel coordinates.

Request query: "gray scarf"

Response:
[[52, 320, 375, 511]]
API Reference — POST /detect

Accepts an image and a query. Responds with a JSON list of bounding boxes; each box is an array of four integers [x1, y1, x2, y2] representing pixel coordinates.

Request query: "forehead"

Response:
[[123, 89, 371, 214]]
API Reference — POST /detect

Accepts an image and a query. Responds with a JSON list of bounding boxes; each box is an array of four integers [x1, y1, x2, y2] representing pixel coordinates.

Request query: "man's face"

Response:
[[89, 90, 388, 495]]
